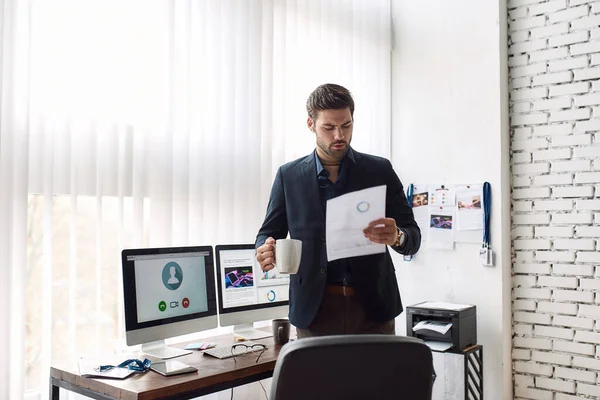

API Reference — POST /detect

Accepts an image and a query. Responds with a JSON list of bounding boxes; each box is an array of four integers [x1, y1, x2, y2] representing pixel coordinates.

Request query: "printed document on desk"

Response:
[[326, 185, 386, 262]]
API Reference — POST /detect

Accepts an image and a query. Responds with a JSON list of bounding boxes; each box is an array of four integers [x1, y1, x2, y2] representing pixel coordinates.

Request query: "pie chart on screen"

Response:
[[267, 290, 276, 302]]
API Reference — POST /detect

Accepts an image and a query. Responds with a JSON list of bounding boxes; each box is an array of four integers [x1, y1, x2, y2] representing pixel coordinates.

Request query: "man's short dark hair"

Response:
[[306, 83, 354, 121]]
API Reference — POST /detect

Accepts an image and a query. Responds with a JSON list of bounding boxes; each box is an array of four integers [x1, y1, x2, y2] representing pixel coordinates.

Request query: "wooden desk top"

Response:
[[51, 332, 287, 400]]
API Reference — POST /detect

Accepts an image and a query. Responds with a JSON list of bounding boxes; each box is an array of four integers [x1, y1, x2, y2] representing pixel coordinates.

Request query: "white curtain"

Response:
[[0, 0, 392, 398]]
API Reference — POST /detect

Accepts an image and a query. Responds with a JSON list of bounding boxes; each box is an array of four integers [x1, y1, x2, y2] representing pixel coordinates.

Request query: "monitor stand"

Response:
[[233, 323, 273, 340], [141, 340, 192, 360]]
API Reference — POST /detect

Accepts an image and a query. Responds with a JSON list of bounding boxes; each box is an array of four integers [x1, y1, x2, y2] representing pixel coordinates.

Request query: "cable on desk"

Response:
[[259, 380, 268, 399], [229, 381, 269, 399]]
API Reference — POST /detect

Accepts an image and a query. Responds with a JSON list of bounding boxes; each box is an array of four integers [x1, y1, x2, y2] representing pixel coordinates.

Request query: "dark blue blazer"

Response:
[[256, 148, 421, 329]]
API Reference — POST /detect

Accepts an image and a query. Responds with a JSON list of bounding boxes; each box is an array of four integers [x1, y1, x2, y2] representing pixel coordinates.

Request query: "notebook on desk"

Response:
[[203, 341, 265, 359], [78, 360, 136, 379]]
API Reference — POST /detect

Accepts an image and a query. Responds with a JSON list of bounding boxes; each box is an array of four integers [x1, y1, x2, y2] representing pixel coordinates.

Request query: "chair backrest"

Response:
[[270, 334, 434, 400]]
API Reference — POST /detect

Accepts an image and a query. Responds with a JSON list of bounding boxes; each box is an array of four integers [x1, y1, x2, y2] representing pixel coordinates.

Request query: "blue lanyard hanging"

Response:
[[96, 358, 151, 373], [404, 184, 415, 262], [483, 182, 491, 247], [480, 182, 493, 267]]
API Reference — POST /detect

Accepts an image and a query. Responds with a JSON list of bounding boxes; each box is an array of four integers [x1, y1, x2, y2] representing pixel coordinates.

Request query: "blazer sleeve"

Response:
[[255, 167, 289, 249], [384, 159, 421, 256]]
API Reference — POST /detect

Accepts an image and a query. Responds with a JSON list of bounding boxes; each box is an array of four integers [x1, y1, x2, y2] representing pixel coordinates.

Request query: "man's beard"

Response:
[[317, 138, 349, 161]]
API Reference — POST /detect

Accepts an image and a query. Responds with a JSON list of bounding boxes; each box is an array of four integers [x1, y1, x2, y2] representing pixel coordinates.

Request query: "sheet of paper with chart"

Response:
[[326, 185, 386, 261]]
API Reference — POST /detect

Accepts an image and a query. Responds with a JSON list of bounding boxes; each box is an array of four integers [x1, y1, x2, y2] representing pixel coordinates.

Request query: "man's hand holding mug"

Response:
[[257, 237, 301, 274]]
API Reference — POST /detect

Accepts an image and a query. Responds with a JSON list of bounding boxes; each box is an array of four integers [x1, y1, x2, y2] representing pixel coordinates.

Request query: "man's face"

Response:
[[308, 108, 353, 162]]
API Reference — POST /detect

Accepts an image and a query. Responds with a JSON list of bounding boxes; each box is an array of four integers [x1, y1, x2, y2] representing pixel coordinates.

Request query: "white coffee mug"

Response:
[[275, 239, 302, 274]]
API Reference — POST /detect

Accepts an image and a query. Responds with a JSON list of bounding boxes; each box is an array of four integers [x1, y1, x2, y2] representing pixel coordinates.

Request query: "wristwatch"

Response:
[[393, 227, 405, 248]]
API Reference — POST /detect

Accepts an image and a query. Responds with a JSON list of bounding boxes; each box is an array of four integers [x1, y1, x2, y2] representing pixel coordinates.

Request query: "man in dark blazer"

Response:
[[256, 83, 420, 338]]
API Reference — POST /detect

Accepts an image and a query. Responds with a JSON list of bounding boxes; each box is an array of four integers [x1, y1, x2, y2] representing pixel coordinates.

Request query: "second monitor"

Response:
[[215, 244, 289, 340]]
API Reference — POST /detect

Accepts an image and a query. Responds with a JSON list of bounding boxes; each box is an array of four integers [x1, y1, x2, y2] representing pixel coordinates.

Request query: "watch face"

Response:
[[395, 228, 403, 246]]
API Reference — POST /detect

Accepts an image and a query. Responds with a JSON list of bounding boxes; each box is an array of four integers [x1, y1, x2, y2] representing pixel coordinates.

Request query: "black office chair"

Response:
[[270, 334, 434, 400]]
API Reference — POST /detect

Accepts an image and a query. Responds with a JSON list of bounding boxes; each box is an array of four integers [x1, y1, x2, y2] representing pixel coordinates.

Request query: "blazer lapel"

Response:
[[300, 151, 324, 218], [345, 149, 368, 193]]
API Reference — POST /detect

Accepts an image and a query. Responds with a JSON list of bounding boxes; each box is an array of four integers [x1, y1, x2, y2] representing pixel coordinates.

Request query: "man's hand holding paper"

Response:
[[363, 217, 399, 246], [326, 185, 391, 261]]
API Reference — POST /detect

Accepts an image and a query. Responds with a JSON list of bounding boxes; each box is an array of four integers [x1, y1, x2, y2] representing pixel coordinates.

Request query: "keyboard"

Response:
[[203, 341, 265, 359]]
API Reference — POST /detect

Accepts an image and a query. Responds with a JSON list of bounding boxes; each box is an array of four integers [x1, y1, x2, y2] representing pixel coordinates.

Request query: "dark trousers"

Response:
[[296, 290, 396, 338]]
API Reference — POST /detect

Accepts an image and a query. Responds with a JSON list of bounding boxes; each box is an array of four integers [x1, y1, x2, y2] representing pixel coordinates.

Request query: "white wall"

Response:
[[508, 0, 600, 398], [390, 1, 511, 399]]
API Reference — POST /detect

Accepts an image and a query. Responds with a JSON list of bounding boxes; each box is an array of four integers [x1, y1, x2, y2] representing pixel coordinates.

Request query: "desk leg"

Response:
[[464, 345, 483, 400], [50, 378, 60, 400]]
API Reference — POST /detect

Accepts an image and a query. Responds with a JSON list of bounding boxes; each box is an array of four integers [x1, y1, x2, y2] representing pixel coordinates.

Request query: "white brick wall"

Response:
[[509, 0, 600, 397], [531, 350, 572, 366]]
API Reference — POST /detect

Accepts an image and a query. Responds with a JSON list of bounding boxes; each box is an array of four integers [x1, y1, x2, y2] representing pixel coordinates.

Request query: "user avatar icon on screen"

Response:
[[168, 267, 179, 284], [162, 261, 183, 290]]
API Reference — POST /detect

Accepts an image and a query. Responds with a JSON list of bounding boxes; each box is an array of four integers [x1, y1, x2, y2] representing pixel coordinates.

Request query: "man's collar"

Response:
[[314, 147, 355, 176]]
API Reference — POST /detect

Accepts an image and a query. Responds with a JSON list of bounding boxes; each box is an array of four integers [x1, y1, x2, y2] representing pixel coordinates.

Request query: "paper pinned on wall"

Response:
[[428, 184, 456, 207], [455, 185, 484, 231], [427, 206, 455, 250], [409, 184, 430, 242]]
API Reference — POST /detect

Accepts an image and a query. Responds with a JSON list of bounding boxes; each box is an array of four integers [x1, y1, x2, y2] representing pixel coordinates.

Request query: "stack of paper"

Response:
[[423, 341, 454, 352], [413, 320, 453, 335], [415, 301, 473, 311], [184, 342, 216, 350]]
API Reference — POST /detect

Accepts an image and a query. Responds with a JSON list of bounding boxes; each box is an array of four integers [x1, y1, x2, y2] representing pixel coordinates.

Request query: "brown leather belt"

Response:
[[325, 284, 357, 297]]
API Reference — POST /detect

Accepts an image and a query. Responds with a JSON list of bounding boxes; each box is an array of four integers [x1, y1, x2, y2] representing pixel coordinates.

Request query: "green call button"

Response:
[[158, 301, 167, 312]]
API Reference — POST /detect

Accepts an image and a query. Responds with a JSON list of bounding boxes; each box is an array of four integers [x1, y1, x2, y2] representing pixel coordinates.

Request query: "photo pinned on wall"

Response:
[[430, 214, 453, 230], [412, 191, 429, 208], [456, 185, 484, 231], [458, 195, 481, 209], [427, 206, 455, 250]]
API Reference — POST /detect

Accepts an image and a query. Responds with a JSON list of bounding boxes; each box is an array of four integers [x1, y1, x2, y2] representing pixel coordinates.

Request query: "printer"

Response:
[[406, 302, 477, 353]]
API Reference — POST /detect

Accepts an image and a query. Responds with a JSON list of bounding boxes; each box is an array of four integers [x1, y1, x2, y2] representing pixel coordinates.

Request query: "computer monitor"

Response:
[[121, 246, 218, 359], [215, 244, 289, 340]]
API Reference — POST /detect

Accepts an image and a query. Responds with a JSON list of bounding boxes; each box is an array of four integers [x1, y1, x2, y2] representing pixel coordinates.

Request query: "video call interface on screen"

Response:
[[131, 251, 210, 324], [218, 248, 289, 309]]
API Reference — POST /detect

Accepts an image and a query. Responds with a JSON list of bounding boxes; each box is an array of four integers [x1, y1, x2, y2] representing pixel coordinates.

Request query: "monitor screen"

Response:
[[215, 244, 289, 339], [122, 246, 217, 358]]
